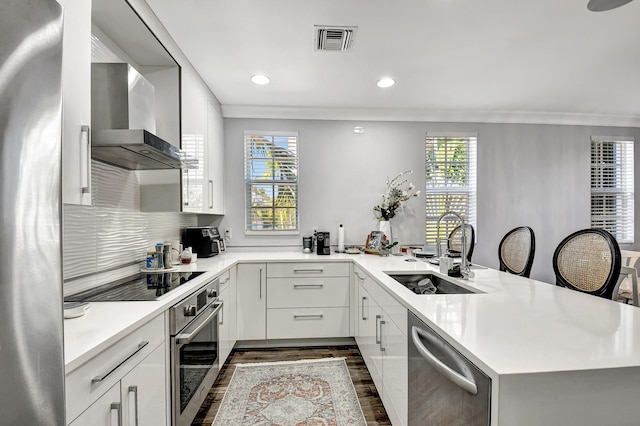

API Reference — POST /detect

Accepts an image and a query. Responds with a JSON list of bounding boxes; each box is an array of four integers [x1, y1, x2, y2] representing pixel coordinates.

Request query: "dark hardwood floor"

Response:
[[192, 345, 392, 425]]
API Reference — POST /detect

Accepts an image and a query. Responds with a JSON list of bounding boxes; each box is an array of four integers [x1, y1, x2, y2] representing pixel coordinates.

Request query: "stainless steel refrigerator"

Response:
[[0, 0, 65, 424]]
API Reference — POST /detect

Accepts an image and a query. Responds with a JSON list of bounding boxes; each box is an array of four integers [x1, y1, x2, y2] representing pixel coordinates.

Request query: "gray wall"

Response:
[[220, 118, 640, 283]]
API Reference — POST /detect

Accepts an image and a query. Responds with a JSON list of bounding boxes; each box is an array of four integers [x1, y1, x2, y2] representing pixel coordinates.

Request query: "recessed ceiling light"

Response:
[[377, 77, 395, 88], [251, 74, 270, 85]]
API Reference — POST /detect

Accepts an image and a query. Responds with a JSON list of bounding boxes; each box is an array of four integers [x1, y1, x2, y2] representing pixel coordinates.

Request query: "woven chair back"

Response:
[[448, 224, 475, 262], [499, 226, 535, 277], [553, 229, 621, 299]]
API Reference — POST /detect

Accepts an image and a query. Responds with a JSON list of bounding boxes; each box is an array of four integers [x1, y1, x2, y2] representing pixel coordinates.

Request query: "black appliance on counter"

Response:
[[182, 226, 225, 257], [316, 231, 330, 255]]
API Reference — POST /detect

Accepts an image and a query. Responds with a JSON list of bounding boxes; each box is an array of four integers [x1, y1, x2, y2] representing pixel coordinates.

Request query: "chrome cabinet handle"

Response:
[[80, 125, 91, 194], [219, 301, 224, 325], [411, 325, 478, 395], [128, 386, 138, 426], [293, 269, 324, 274], [293, 314, 324, 319], [176, 302, 223, 344], [293, 283, 323, 289], [183, 169, 190, 206], [354, 271, 364, 281], [375, 315, 381, 344], [361, 296, 368, 320], [379, 320, 386, 352], [209, 179, 213, 209], [91, 341, 149, 384], [259, 268, 262, 299], [110, 402, 122, 426], [220, 276, 230, 284]]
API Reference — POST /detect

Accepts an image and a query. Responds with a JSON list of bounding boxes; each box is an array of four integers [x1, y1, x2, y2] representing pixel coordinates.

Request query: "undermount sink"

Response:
[[386, 273, 478, 295]]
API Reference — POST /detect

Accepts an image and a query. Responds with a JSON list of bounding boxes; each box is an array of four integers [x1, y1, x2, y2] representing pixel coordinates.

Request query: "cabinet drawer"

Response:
[[267, 307, 350, 339], [267, 277, 349, 308], [267, 262, 350, 278], [65, 314, 165, 423], [217, 269, 231, 292]]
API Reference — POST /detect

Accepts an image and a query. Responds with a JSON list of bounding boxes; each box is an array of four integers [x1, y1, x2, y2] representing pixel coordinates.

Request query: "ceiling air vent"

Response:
[[314, 26, 357, 52]]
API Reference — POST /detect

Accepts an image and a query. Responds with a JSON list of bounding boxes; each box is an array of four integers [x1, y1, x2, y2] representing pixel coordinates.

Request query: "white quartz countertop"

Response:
[[64, 251, 640, 377]]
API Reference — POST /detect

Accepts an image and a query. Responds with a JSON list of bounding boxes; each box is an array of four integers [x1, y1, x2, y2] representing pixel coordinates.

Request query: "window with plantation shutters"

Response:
[[244, 132, 298, 232], [425, 134, 477, 245], [591, 137, 634, 244]]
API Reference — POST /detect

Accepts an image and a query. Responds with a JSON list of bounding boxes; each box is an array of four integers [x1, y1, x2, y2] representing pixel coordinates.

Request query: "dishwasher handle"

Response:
[[411, 325, 478, 395]]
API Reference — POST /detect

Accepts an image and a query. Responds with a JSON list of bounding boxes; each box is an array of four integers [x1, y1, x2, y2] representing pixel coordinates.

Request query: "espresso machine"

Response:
[[316, 231, 330, 255], [182, 226, 226, 257]]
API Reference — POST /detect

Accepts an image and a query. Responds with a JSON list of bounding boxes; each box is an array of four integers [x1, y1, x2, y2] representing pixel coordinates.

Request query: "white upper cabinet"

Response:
[[207, 101, 225, 214], [181, 67, 225, 214], [181, 67, 208, 212], [59, 0, 92, 206]]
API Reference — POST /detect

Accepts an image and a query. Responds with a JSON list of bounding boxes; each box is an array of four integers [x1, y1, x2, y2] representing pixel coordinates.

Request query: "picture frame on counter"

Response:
[[365, 231, 384, 254]]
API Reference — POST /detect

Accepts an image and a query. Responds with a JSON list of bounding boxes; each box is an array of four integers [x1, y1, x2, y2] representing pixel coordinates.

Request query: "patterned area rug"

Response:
[[212, 357, 367, 426]]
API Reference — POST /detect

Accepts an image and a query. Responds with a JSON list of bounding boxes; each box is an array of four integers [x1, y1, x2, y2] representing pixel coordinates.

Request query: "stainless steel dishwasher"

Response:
[[408, 311, 491, 425]]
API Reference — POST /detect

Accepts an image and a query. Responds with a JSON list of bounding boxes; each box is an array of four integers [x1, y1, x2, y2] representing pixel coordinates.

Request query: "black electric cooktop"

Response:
[[65, 271, 206, 302]]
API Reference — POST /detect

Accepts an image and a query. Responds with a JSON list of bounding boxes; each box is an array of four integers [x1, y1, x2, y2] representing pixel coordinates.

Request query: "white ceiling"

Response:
[[145, 0, 640, 126]]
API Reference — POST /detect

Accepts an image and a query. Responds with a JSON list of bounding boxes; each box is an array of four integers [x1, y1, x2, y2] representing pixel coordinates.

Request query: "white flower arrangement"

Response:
[[373, 170, 421, 221]]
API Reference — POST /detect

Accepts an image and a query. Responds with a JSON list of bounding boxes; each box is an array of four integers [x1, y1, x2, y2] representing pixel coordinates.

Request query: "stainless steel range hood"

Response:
[[91, 63, 193, 170]]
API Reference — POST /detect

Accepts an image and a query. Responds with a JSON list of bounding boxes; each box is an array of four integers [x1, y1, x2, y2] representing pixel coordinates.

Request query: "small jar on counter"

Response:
[[146, 251, 157, 269], [180, 247, 193, 264]]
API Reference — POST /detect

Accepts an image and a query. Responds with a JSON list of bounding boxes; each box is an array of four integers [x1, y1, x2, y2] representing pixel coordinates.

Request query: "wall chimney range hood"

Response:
[[91, 63, 194, 170]]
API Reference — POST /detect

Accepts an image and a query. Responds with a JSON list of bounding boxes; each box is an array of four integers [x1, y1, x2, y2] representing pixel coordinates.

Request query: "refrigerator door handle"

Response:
[[80, 125, 91, 194]]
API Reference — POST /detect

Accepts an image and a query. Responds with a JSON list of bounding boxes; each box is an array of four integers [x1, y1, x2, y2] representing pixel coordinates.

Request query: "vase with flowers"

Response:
[[373, 170, 421, 254]]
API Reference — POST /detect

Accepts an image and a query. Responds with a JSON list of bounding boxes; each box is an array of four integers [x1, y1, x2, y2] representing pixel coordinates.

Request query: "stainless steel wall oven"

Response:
[[170, 277, 222, 426]]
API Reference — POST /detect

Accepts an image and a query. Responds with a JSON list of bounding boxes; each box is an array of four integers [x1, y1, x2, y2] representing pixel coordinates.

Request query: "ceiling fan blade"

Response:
[[587, 0, 635, 11]]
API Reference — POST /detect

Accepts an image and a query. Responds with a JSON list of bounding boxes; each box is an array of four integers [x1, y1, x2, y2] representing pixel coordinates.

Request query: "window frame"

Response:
[[590, 136, 634, 244], [424, 132, 478, 247], [244, 131, 299, 235]]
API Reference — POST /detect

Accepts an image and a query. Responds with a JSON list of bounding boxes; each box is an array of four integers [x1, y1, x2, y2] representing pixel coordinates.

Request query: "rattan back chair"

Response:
[[447, 224, 475, 263], [552, 228, 621, 300], [498, 226, 535, 278]]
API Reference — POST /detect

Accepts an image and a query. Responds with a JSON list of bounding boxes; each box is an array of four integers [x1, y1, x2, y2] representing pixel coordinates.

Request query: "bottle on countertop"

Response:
[[181, 247, 193, 264], [146, 251, 157, 269], [163, 242, 173, 269], [155, 243, 164, 269]]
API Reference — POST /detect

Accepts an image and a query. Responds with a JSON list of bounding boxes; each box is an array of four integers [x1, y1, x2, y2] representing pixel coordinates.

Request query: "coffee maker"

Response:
[[182, 226, 225, 257], [316, 231, 330, 255]]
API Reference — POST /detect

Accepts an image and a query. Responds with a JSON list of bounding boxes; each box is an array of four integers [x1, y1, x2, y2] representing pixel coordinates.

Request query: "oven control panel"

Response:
[[169, 278, 219, 335]]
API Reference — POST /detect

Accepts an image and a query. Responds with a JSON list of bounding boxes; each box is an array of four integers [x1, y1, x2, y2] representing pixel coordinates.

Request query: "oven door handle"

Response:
[[175, 302, 223, 344]]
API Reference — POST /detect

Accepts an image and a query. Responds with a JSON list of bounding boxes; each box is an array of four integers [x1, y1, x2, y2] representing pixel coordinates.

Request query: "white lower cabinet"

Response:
[[66, 314, 167, 426], [267, 307, 350, 339], [236, 263, 266, 340], [68, 382, 120, 426], [356, 282, 383, 387], [266, 263, 350, 339], [354, 267, 408, 426], [219, 268, 237, 365]]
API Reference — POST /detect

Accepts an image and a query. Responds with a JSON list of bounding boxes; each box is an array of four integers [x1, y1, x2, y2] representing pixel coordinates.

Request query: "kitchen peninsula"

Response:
[[64, 252, 640, 425]]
